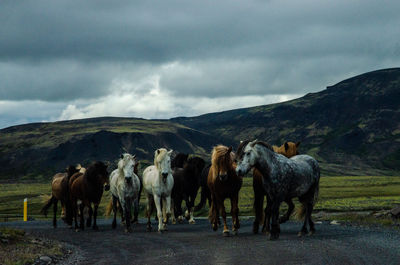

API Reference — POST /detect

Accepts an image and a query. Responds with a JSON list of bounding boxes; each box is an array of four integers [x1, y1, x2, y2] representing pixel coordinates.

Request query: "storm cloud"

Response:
[[1, 0, 400, 128]]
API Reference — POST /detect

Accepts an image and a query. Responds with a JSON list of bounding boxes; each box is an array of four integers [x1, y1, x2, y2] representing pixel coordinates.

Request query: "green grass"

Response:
[[1, 176, 400, 222]]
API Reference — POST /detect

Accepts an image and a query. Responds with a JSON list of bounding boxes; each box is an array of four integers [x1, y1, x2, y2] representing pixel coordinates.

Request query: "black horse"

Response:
[[171, 155, 205, 223]]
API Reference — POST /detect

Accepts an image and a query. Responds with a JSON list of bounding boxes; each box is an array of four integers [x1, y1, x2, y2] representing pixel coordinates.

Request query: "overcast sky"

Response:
[[1, 0, 399, 129]]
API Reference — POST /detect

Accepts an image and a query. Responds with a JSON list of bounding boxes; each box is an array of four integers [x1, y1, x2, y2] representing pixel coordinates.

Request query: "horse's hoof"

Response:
[[184, 210, 190, 220], [178, 216, 184, 224], [146, 227, 152, 232], [252, 223, 259, 234], [172, 219, 177, 225], [223, 231, 230, 237], [297, 231, 306, 237], [269, 233, 279, 240], [75, 228, 80, 232], [308, 230, 315, 236], [232, 230, 238, 236], [189, 219, 196, 224], [212, 224, 218, 231], [93, 225, 99, 231], [125, 227, 132, 233], [131, 219, 139, 225]]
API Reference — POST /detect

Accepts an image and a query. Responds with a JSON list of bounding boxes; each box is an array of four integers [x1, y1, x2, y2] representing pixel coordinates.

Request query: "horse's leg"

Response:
[[161, 197, 168, 230], [53, 198, 58, 228], [60, 201, 66, 221], [262, 195, 272, 234], [209, 193, 219, 231], [86, 205, 93, 227], [72, 199, 79, 231], [132, 197, 139, 224], [170, 199, 176, 224], [219, 198, 229, 236], [269, 200, 281, 240], [253, 185, 264, 234], [92, 203, 99, 231], [165, 195, 172, 225], [79, 203, 85, 230], [146, 195, 154, 232], [112, 195, 118, 229], [231, 194, 240, 235], [279, 199, 295, 224], [125, 197, 132, 233], [307, 201, 315, 236], [187, 194, 195, 224], [153, 195, 163, 232]]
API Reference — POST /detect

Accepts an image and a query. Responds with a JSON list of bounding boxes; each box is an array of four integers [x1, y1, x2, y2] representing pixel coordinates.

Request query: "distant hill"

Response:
[[0, 118, 229, 180], [173, 68, 400, 175], [0, 68, 399, 180]]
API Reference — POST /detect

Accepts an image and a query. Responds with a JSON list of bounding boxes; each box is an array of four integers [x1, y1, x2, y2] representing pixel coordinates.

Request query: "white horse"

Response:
[[109, 153, 141, 233], [143, 148, 174, 232]]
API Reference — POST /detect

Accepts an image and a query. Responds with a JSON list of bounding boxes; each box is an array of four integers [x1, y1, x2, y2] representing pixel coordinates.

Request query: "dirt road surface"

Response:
[[2, 218, 400, 265]]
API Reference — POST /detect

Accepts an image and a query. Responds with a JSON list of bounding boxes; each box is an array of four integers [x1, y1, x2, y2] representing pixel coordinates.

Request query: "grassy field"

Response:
[[1, 176, 400, 221]]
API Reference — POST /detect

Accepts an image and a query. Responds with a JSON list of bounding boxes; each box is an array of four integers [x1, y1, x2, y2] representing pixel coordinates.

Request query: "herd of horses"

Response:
[[41, 140, 320, 240]]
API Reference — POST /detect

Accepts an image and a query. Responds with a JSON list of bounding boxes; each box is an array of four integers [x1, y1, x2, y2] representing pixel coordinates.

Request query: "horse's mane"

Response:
[[154, 148, 169, 170], [211, 145, 233, 170], [118, 153, 136, 175], [236, 140, 273, 158]]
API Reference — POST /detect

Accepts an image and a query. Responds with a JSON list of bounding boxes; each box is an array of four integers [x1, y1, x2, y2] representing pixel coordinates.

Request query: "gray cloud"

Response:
[[0, 0, 400, 128]]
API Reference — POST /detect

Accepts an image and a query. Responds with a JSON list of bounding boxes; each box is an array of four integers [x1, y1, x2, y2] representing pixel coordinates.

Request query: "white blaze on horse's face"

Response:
[[236, 143, 257, 176], [159, 150, 173, 182]]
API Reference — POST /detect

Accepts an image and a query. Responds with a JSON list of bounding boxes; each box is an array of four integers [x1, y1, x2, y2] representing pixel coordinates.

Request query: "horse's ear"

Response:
[[168, 149, 173, 155], [120, 154, 124, 159], [157, 149, 160, 155], [132, 154, 136, 159], [250, 139, 258, 147], [240, 140, 243, 143], [284, 142, 289, 151], [296, 141, 301, 148], [228, 146, 232, 153]]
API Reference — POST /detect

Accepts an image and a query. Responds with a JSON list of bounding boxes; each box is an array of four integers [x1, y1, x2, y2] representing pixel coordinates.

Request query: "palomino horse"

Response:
[[69, 161, 109, 231], [236, 140, 320, 240], [253, 141, 300, 234], [107, 153, 141, 233], [208, 145, 242, 236], [40, 165, 80, 227], [171, 156, 205, 224], [143, 148, 174, 232]]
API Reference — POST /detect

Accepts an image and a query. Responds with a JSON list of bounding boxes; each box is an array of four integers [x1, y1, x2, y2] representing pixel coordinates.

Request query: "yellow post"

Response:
[[23, 198, 27, 221]]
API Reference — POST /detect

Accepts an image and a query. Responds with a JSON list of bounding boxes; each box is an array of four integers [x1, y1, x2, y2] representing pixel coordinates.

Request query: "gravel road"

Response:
[[2, 218, 400, 265]]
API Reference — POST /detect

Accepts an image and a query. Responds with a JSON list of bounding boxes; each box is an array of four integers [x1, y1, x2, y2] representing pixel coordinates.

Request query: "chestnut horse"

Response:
[[252, 141, 300, 234], [40, 165, 80, 227], [208, 145, 242, 236], [69, 161, 109, 231]]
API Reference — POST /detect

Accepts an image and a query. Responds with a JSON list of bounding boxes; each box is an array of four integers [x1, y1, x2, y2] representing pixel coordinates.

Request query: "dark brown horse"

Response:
[[69, 161, 109, 231], [171, 156, 205, 224], [40, 165, 80, 227], [253, 141, 300, 234], [208, 145, 242, 236]]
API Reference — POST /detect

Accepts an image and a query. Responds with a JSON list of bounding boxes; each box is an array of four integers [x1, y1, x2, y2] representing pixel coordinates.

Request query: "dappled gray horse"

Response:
[[236, 140, 320, 240]]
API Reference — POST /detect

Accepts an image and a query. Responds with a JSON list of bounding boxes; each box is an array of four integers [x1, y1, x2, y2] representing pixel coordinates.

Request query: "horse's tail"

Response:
[[295, 172, 320, 220], [105, 199, 113, 217], [40, 194, 56, 217]]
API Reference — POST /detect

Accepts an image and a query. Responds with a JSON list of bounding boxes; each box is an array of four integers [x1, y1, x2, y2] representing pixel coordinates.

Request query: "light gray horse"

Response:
[[236, 140, 320, 240]]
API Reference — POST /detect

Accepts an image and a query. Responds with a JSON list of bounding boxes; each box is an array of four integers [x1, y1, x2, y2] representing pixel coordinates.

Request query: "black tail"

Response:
[[40, 195, 57, 217]]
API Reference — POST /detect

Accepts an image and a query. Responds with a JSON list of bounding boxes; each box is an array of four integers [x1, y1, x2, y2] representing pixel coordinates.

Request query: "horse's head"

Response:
[[87, 161, 109, 190], [212, 145, 234, 182], [119, 153, 137, 185], [235, 140, 258, 177], [282, 141, 300, 158], [154, 148, 173, 183], [65, 165, 80, 179]]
